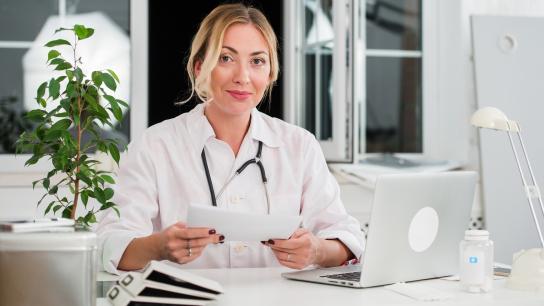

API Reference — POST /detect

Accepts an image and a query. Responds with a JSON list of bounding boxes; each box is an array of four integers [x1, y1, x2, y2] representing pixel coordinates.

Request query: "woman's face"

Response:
[[209, 23, 271, 117]]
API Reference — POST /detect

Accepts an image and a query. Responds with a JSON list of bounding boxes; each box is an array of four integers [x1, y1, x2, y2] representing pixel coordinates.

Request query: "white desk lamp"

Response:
[[471, 106, 544, 291]]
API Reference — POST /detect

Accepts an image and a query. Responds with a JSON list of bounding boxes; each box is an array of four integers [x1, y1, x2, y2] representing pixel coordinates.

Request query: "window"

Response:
[[284, 0, 435, 162], [0, 0, 148, 173]]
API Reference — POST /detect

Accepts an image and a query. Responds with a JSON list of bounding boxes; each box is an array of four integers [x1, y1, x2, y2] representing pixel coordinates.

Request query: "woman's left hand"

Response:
[[266, 228, 322, 269]]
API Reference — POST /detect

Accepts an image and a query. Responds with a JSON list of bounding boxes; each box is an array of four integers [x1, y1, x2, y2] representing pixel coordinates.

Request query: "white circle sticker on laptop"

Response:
[[408, 206, 439, 252]]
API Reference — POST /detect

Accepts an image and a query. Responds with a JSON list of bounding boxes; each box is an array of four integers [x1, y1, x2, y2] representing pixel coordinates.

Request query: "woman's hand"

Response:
[[157, 222, 224, 264], [265, 228, 323, 269], [266, 228, 354, 269]]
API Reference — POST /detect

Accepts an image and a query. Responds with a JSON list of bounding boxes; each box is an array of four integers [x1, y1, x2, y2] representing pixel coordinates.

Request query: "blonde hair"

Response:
[[181, 3, 279, 104]]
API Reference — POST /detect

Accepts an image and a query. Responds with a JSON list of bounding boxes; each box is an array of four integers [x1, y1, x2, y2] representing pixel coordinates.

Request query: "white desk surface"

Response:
[[97, 267, 544, 306]]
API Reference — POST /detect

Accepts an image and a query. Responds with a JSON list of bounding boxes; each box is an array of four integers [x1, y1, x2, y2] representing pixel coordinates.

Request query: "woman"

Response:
[[97, 3, 364, 274]]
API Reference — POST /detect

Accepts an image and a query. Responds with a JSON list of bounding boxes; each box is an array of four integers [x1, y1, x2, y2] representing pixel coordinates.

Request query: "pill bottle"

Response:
[[459, 229, 493, 293]]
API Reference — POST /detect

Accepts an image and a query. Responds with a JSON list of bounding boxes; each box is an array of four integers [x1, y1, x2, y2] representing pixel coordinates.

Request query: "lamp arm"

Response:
[[517, 130, 544, 216], [507, 130, 544, 247]]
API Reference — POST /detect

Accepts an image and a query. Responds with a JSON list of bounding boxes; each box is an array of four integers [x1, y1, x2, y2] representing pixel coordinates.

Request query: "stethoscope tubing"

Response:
[[201, 141, 271, 214]]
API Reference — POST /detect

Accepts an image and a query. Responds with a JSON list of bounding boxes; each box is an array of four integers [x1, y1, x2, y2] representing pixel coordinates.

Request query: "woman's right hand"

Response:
[[156, 222, 225, 264]]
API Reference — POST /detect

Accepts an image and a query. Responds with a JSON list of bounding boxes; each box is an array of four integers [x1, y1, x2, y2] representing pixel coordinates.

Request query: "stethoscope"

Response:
[[201, 141, 271, 214]]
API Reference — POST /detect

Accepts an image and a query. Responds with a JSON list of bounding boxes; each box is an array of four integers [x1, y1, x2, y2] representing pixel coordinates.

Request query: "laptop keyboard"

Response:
[[321, 272, 361, 281]]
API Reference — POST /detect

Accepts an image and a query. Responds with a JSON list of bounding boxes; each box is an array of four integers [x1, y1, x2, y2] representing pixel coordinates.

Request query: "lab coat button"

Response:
[[230, 195, 240, 204], [234, 244, 245, 253]]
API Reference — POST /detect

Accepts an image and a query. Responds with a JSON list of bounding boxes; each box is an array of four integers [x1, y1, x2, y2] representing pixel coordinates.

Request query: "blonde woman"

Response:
[[97, 3, 364, 273]]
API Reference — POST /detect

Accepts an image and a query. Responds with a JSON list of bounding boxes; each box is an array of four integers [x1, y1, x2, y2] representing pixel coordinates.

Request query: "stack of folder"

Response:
[[107, 260, 224, 306]]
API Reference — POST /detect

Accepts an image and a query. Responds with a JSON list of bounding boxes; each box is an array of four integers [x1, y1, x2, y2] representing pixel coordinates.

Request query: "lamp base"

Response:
[[506, 248, 544, 292]]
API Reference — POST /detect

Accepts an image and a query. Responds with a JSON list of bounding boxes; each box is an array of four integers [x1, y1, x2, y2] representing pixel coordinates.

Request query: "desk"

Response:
[[97, 267, 544, 306]]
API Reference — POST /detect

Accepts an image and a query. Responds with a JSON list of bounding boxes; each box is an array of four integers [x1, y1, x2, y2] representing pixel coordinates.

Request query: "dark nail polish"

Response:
[[219, 235, 225, 241], [267, 239, 275, 245], [260, 241, 266, 245], [209, 229, 216, 235]]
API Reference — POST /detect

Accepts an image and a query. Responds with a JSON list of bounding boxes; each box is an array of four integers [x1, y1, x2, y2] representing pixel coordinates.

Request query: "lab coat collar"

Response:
[[249, 107, 282, 148], [186, 103, 282, 153]]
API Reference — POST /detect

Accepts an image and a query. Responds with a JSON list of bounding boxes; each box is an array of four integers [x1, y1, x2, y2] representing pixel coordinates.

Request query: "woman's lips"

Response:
[[227, 90, 252, 100]]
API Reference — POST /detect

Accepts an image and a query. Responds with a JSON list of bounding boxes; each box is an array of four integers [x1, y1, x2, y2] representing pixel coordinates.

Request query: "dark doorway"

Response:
[[148, 0, 284, 127]]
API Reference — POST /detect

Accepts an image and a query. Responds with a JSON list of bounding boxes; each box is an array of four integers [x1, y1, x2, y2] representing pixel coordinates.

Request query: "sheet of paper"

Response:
[[187, 204, 302, 241]]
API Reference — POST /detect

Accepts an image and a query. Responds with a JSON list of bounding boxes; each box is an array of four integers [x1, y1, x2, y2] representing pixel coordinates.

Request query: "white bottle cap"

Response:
[[464, 229, 489, 241]]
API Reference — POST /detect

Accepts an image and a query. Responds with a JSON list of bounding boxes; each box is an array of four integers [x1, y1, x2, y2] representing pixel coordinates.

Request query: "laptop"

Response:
[[282, 171, 477, 288]]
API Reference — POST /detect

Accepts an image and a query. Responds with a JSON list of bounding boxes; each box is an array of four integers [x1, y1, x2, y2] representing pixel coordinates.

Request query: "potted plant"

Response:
[[15, 24, 127, 226]]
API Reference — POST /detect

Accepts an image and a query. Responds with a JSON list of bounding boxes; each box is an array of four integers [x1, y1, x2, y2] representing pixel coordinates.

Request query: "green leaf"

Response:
[[48, 185, 58, 195], [47, 169, 57, 178], [66, 82, 77, 98], [55, 62, 72, 70], [56, 76, 67, 83], [81, 191, 89, 206], [50, 118, 72, 131], [74, 24, 94, 40], [116, 99, 128, 108], [104, 188, 114, 201], [45, 39, 71, 47], [53, 205, 63, 213], [37, 82, 47, 100], [109, 100, 123, 121], [48, 78, 60, 99], [53, 112, 69, 118], [108, 143, 120, 165], [43, 178, 50, 189], [74, 68, 84, 82], [106, 69, 120, 83], [47, 50, 61, 62], [44, 201, 56, 215], [94, 187, 106, 204], [77, 172, 93, 186], [66, 69, 74, 80], [83, 93, 97, 106], [92, 71, 103, 87], [44, 129, 64, 142], [25, 155, 41, 166], [49, 58, 64, 66], [62, 207, 72, 218], [101, 175, 115, 184], [39, 98, 47, 108], [102, 73, 117, 91], [60, 98, 71, 112], [88, 213, 97, 224], [32, 179, 40, 189], [25, 109, 47, 122]]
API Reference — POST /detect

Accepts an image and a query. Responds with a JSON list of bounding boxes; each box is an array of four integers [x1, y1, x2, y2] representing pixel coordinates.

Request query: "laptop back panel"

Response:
[[359, 171, 477, 287]]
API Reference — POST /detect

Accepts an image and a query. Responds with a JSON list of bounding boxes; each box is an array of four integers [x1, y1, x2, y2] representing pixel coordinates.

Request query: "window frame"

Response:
[[0, 0, 148, 182], [284, 0, 441, 163]]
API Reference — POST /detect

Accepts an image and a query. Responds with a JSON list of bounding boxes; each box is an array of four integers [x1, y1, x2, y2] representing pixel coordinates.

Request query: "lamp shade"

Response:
[[470, 107, 519, 132]]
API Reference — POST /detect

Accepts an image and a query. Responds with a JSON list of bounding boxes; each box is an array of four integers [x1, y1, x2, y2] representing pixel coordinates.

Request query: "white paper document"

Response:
[[187, 204, 302, 241]]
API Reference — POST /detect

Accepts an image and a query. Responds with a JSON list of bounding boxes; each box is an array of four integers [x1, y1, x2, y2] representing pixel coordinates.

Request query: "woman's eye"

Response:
[[220, 55, 232, 63], [252, 58, 266, 65]]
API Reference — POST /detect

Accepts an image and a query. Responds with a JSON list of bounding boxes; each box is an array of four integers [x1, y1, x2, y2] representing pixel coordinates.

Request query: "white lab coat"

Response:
[[96, 103, 365, 274]]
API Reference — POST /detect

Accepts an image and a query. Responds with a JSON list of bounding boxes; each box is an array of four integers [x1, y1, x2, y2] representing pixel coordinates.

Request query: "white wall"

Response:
[[459, 0, 544, 263]]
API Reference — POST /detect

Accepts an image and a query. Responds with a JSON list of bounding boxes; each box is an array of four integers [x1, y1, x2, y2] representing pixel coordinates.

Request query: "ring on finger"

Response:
[[287, 253, 291, 261], [188, 247, 192, 257]]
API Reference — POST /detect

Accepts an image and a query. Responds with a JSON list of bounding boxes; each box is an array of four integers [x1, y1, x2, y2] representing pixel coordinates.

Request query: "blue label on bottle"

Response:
[[469, 256, 478, 264]]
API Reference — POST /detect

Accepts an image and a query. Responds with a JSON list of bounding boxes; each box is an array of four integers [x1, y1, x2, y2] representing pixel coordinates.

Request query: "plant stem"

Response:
[[71, 32, 81, 220]]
